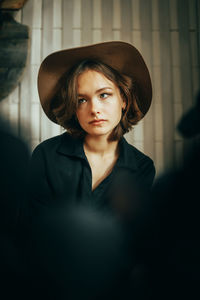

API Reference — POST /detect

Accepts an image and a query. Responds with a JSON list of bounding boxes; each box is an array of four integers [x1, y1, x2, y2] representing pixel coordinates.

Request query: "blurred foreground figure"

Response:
[[149, 92, 200, 300], [0, 118, 30, 298], [29, 203, 128, 300], [177, 91, 200, 138], [28, 172, 150, 300]]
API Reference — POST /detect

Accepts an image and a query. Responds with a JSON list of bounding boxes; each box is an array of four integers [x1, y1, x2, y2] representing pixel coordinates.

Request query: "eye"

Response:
[[99, 93, 110, 99], [78, 98, 87, 104]]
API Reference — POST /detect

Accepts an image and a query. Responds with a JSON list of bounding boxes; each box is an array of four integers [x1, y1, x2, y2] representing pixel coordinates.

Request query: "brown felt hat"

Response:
[[38, 41, 152, 123]]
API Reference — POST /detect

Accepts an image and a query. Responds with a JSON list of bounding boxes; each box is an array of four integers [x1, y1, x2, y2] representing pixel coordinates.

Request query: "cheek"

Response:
[[110, 102, 124, 116], [76, 109, 89, 128], [76, 108, 85, 120]]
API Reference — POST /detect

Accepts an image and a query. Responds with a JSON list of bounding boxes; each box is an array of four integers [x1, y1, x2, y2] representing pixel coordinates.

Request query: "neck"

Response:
[[84, 135, 119, 157]]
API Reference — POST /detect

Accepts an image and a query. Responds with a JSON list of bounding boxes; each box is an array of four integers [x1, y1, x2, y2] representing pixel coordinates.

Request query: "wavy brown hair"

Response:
[[51, 59, 144, 141]]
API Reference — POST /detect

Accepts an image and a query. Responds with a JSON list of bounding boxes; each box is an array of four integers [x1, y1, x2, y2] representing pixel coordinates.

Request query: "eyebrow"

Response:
[[96, 87, 113, 93], [78, 87, 113, 97]]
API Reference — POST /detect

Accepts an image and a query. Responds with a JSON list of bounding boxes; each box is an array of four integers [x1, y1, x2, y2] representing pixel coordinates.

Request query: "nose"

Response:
[[90, 98, 100, 115]]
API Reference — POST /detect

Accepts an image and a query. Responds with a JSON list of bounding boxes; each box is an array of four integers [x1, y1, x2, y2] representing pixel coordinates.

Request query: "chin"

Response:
[[83, 124, 116, 137], [88, 131, 113, 139]]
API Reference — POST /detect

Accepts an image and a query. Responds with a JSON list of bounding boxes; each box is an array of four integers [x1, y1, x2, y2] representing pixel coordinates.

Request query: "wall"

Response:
[[0, 0, 199, 176]]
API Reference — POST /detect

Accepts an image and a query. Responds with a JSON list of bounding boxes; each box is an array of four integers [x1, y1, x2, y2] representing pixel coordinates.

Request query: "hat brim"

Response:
[[38, 41, 152, 124]]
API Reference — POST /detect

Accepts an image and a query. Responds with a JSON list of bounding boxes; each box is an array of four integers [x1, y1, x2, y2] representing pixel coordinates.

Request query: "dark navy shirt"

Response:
[[29, 132, 155, 211]]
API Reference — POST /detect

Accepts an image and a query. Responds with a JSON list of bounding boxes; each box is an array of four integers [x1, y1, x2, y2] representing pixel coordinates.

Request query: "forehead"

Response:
[[77, 70, 117, 91]]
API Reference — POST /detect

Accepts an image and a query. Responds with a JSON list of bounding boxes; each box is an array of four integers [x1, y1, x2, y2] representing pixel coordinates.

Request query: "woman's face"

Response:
[[76, 70, 126, 139]]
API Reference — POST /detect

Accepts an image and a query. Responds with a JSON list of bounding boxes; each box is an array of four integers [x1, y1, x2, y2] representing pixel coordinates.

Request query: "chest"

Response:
[[86, 154, 118, 191]]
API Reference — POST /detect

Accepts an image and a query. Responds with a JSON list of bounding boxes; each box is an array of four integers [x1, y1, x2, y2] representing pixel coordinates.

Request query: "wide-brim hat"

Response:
[[38, 41, 152, 124]]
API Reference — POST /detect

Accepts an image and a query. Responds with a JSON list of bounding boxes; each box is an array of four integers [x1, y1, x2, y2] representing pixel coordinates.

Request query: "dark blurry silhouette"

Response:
[[0, 118, 30, 298], [28, 203, 131, 300], [177, 91, 200, 138], [27, 172, 149, 300], [148, 91, 200, 300]]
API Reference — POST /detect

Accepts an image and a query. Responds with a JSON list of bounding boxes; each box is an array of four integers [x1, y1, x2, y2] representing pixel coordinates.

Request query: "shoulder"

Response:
[[121, 138, 156, 186], [32, 132, 72, 154], [133, 146, 154, 168], [123, 138, 154, 169]]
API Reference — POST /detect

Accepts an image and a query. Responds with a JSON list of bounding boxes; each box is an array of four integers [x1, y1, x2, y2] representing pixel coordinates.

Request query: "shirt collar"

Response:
[[57, 133, 138, 171], [116, 137, 138, 171], [57, 132, 86, 159]]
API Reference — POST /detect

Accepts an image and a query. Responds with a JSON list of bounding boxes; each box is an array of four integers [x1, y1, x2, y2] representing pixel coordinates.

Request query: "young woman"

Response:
[[29, 41, 155, 212]]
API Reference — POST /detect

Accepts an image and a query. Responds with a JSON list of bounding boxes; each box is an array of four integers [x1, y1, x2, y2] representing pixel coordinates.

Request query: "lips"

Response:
[[89, 119, 107, 125]]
